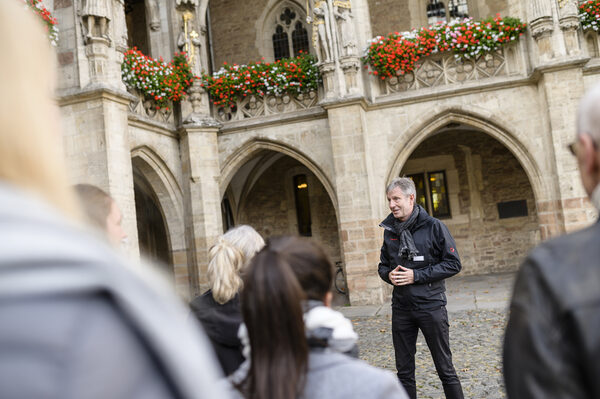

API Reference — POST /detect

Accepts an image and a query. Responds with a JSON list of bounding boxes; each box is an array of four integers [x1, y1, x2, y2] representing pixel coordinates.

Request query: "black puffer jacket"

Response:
[[378, 206, 462, 309], [504, 221, 600, 399], [190, 291, 244, 376]]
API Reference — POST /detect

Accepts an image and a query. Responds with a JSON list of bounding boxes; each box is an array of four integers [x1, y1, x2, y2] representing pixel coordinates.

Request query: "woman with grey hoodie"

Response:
[[225, 236, 408, 399]]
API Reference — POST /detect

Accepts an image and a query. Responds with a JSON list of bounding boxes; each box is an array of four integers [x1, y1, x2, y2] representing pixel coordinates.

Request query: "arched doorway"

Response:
[[223, 147, 347, 304], [133, 170, 172, 272], [399, 124, 540, 274]]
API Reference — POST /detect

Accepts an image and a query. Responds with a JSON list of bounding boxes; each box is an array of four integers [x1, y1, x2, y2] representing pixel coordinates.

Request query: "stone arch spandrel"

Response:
[[131, 146, 185, 253], [385, 106, 547, 207], [220, 138, 338, 214]]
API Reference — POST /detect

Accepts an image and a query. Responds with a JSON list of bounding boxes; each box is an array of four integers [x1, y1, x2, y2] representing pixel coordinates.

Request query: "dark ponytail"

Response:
[[240, 246, 308, 399], [238, 236, 334, 399]]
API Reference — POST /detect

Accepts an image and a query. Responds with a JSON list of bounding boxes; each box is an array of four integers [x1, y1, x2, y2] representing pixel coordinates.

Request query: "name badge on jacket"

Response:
[[413, 255, 425, 262]]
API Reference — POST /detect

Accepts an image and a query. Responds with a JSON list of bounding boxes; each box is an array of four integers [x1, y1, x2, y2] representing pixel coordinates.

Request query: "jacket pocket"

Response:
[[409, 280, 444, 301]]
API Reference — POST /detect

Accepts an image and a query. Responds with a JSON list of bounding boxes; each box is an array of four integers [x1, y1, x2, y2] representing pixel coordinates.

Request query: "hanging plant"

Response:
[[23, 0, 59, 46], [363, 15, 527, 80], [200, 52, 321, 107], [121, 48, 197, 110], [580, 0, 600, 31]]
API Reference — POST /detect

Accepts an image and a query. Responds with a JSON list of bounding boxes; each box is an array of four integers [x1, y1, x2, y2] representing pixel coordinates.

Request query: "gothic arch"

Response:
[[385, 106, 546, 204], [255, 0, 313, 61], [220, 138, 338, 212], [131, 146, 185, 254]]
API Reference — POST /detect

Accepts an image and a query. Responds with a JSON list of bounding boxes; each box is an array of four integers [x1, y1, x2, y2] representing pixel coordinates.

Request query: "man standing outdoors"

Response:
[[378, 177, 464, 399], [503, 85, 600, 397]]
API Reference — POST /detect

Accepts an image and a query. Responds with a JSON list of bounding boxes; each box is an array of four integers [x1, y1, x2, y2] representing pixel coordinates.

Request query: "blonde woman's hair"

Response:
[[0, 2, 80, 220], [208, 225, 265, 304]]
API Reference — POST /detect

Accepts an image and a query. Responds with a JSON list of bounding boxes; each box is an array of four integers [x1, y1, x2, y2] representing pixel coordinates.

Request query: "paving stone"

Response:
[[351, 309, 507, 399]]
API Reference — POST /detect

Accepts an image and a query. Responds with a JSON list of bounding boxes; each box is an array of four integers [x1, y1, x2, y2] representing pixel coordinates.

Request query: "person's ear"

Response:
[[324, 291, 333, 308]]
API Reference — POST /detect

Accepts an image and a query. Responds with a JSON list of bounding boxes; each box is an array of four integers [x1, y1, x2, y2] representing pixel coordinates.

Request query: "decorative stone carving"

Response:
[[333, 1, 357, 57], [128, 87, 175, 125], [528, 0, 554, 60], [319, 61, 337, 98], [340, 56, 360, 94], [85, 37, 111, 84], [112, 0, 128, 52], [176, 0, 199, 7], [382, 47, 521, 95], [177, 11, 202, 69], [308, 0, 336, 63], [558, 0, 581, 55], [81, 0, 112, 41], [146, 0, 160, 31], [212, 90, 319, 122]]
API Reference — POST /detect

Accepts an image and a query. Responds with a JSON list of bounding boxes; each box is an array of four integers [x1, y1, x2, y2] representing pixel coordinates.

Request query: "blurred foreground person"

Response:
[[226, 236, 408, 399], [74, 183, 127, 247], [0, 2, 227, 398], [190, 225, 265, 375], [504, 83, 600, 398]]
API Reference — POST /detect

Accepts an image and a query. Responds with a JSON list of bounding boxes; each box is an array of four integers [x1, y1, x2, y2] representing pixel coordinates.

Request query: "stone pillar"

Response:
[[326, 100, 384, 305], [539, 64, 595, 236], [179, 121, 223, 296], [529, 0, 555, 61], [60, 87, 140, 256], [558, 0, 581, 56]]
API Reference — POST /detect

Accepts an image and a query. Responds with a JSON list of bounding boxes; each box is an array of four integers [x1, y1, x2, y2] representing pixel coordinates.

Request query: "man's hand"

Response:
[[389, 265, 414, 286]]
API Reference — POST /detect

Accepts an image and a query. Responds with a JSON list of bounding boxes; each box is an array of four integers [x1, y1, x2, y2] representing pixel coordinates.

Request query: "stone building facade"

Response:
[[48, 0, 598, 304]]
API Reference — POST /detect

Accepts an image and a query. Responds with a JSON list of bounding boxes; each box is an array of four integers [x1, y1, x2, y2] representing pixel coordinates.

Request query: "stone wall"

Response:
[[368, 0, 412, 36], [209, 0, 267, 67], [238, 156, 342, 262], [403, 130, 539, 275]]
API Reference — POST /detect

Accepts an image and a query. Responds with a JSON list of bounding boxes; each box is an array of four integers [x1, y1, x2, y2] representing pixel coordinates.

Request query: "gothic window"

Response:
[[292, 21, 309, 57], [270, 6, 310, 61], [273, 25, 290, 60], [427, 0, 469, 25], [408, 171, 451, 218]]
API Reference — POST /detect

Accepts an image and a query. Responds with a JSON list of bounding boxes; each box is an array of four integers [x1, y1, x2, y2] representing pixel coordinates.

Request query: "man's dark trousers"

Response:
[[392, 305, 463, 399]]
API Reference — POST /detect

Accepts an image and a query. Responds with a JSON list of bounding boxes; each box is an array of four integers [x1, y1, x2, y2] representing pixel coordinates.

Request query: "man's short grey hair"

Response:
[[386, 177, 416, 197], [577, 83, 600, 142]]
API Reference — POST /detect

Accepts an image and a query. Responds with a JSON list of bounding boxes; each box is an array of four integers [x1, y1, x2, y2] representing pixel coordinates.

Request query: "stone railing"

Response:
[[127, 88, 175, 125], [212, 90, 320, 123], [381, 43, 525, 95]]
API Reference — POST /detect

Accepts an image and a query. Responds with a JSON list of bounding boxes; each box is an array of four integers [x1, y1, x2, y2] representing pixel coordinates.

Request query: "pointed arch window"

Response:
[[271, 6, 310, 61], [292, 21, 309, 57], [273, 25, 290, 60]]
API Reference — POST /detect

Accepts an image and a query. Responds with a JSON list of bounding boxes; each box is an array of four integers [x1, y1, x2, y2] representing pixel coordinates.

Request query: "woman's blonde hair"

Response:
[[0, 2, 80, 220], [208, 225, 265, 304]]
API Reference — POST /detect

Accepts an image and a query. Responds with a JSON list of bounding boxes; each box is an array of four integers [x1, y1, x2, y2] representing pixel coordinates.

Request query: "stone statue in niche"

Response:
[[333, 1, 356, 57], [308, 1, 334, 63], [112, 0, 128, 50], [81, 0, 112, 40], [177, 11, 202, 67], [146, 0, 160, 31]]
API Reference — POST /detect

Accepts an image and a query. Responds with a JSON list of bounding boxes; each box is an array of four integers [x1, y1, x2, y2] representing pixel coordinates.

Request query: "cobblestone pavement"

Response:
[[351, 309, 507, 399]]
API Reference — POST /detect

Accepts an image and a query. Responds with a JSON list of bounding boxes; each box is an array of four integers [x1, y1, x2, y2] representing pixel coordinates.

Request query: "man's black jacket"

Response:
[[504, 220, 600, 399], [378, 207, 462, 309]]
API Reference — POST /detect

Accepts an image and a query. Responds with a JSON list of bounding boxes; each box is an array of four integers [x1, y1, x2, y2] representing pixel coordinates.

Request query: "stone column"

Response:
[[60, 88, 140, 256], [325, 100, 384, 305], [558, 0, 581, 56], [58, 0, 139, 257], [529, 0, 555, 62], [539, 64, 595, 236], [179, 121, 223, 296]]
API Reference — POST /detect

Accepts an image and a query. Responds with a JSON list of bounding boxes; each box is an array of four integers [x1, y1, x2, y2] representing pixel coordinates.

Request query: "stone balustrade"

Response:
[[212, 89, 320, 123], [380, 43, 525, 95], [128, 88, 175, 125]]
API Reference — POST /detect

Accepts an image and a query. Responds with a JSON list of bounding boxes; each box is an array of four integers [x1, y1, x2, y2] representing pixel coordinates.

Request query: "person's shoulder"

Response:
[[306, 351, 407, 398], [522, 221, 600, 309]]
